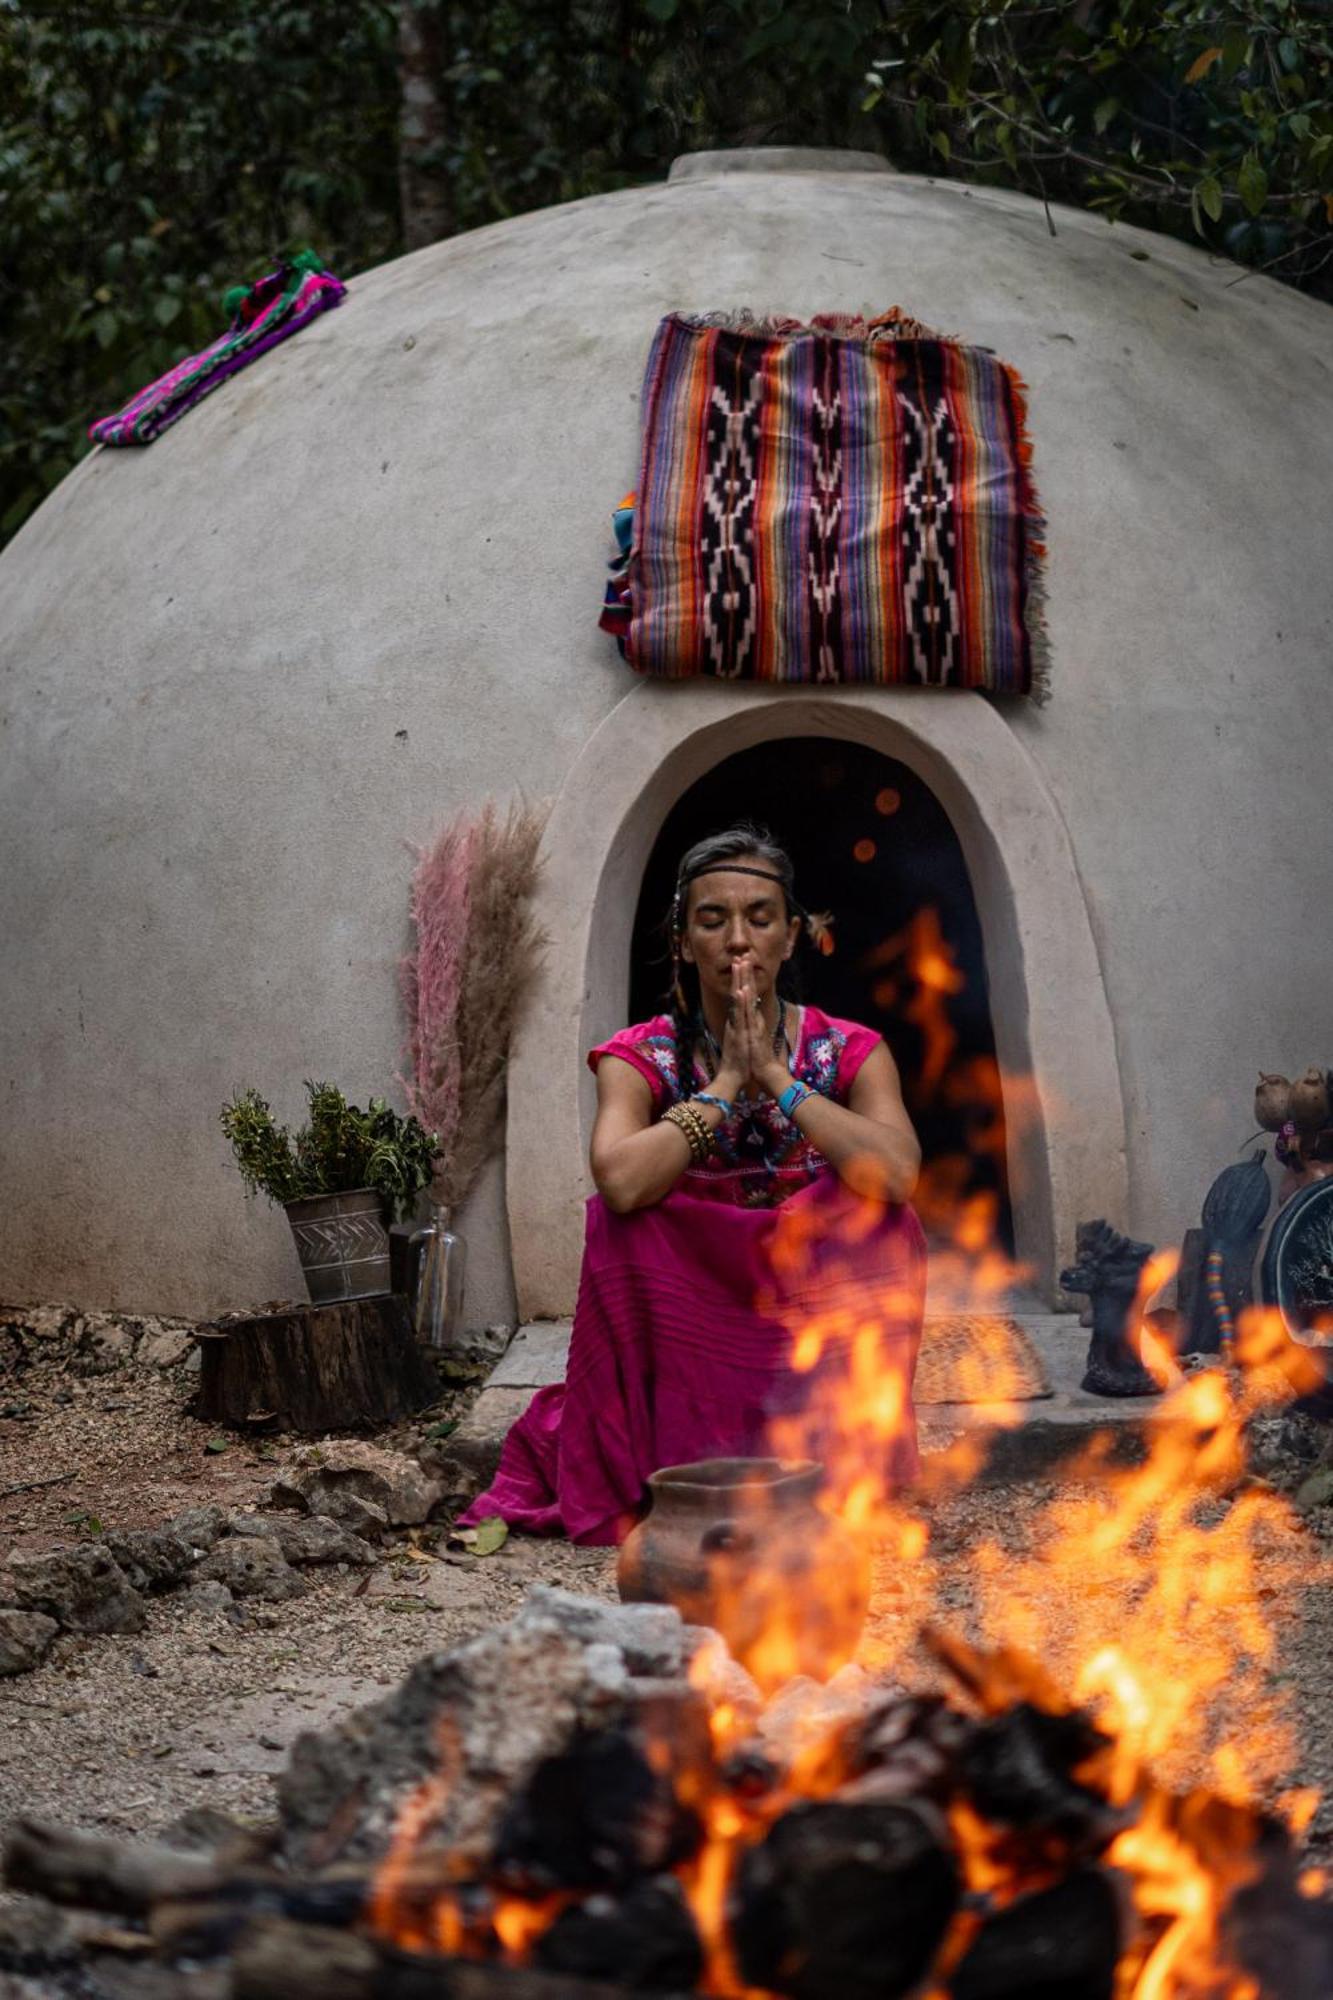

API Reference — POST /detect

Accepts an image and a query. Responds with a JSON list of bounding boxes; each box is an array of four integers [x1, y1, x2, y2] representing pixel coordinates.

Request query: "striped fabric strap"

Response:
[[777, 1080, 812, 1120]]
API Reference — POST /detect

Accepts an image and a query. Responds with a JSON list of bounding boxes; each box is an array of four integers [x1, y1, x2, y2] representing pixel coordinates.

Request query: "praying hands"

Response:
[[714, 957, 793, 1102]]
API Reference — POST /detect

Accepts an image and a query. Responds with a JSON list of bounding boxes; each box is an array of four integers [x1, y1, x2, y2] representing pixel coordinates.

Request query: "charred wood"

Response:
[[230, 1915, 666, 1998], [949, 1868, 1124, 1999], [493, 1731, 700, 1892], [733, 1798, 959, 2000], [534, 1878, 702, 1991], [3, 1820, 224, 1916], [959, 1702, 1124, 1849], [844, 1692, 973, 1804]]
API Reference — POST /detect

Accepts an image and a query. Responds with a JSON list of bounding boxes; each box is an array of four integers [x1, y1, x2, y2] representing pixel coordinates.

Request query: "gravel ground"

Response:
[[3, 1308, 1333, 1863]]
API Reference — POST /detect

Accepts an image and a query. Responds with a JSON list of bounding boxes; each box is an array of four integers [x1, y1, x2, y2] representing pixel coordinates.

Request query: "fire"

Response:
[[867, 906, 967, 1095], [366, 1013, 1328, 1994]]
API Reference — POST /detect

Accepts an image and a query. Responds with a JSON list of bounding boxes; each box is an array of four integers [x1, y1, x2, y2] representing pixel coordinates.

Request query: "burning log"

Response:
[[949, 1869, 1125, 1999], [732, 1797, 960, 2000], [6, 1564, 1333, 2000], [534, 1879, 703, 1990], [959, 1703, 1124, 1848], [493, 1730, 701, 1891]]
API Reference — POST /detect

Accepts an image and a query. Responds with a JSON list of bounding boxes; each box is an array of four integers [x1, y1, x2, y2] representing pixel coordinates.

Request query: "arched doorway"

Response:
[[630, 737, 1014, 1255], [507, 682, 1127, 1318]]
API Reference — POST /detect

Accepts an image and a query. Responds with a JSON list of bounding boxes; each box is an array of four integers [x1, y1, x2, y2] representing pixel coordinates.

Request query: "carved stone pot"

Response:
[[617, 1457, 870, 1688]]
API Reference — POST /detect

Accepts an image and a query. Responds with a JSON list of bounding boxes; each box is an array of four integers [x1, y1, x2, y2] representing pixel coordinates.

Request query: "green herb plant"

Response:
[[219, 1081, 437, 1222]]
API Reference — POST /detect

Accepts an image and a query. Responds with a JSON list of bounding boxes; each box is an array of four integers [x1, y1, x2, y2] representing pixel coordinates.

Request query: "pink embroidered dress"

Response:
[[461, 1005, 925, 1545]]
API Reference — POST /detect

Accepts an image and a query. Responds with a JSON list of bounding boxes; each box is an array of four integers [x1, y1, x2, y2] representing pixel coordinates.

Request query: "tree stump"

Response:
[[196, 1295, 438, 1435]]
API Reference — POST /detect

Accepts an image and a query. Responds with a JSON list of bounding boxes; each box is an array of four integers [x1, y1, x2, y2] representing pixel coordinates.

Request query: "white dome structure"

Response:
[[2, 148, 1329, 1323]]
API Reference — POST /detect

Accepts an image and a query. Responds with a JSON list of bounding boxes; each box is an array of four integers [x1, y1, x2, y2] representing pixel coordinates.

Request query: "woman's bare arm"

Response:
[[591, 1030, 920, 1214], [589, 1056, 716, 1214], [775, 1041, 921, 1203]]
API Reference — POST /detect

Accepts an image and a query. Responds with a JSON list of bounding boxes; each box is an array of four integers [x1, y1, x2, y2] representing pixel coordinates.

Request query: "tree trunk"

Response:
[[397, 3, 452, 249], [196, 1295, 438, 1434]]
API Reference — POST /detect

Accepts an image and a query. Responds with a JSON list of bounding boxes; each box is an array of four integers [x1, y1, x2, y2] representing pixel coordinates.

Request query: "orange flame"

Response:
[[867, 907, 967, 1097], [367, 1029, 1328, 2000]]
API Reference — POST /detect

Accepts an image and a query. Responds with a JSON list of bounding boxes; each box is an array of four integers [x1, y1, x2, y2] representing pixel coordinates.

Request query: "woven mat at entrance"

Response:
[[915, 1314, 1052, 1404]]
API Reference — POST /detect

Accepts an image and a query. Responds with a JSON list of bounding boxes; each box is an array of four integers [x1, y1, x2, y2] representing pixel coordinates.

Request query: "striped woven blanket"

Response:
[[601, 309, 1049, 700], [89, 250, 346, 447]]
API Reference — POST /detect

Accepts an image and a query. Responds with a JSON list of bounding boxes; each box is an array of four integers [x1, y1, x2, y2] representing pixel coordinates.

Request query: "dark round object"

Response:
[[535, 1879, 703, 1990], [1260, 1177, 1333, 1343], [733, 1798, 959, 2000], [1202, 1150, 1271, 1245]]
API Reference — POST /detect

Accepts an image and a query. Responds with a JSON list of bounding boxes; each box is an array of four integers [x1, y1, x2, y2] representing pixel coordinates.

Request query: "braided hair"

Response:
[[665, 824, 814, 1102]]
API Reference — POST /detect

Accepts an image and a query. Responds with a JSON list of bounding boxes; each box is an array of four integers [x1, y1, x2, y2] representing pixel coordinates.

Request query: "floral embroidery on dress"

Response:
[[636, 1014, 853, 1207]]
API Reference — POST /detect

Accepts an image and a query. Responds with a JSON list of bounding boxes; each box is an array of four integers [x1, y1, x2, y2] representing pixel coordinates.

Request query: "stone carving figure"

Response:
[[1061, 1220, 1160, 1398]]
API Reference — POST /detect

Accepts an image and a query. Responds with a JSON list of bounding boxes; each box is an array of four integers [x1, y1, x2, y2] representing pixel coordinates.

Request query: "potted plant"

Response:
[[220, 1082, 437, 1304]]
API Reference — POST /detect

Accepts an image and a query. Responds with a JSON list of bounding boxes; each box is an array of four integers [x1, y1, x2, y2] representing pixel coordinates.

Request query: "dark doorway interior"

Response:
[[629, 736, 1013, 1252]]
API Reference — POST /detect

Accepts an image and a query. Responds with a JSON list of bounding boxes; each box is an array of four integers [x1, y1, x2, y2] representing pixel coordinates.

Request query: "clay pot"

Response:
[[617, 1457, 870, 1689]]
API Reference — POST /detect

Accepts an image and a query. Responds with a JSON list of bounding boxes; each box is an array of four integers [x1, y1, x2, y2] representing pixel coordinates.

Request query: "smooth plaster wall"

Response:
[[509, 686, 1129, 1316], [1, 154, 1329, 1317]]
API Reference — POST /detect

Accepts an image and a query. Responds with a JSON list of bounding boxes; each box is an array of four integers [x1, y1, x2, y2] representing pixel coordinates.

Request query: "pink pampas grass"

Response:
[[400, 800, 547, 1211]]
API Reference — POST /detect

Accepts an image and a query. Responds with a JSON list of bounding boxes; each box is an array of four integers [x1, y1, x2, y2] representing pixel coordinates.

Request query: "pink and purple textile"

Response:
[[88, 251, 346, 447], [599, 308, 1049, 700], [461, 1009, 925, 1546]]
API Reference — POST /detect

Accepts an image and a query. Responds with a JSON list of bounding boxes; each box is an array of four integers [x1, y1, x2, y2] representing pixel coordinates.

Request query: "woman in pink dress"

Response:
[[462, 826, 927, 1546]]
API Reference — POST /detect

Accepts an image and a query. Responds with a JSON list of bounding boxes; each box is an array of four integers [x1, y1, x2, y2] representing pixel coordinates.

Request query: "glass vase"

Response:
[[411, 1202, 467, 1353]]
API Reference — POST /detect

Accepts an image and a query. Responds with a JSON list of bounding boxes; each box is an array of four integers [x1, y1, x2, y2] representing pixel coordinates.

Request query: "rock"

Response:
[[278, 1617, 631, 1868], [0, 1893, 76, 1967], [167, 1504, 228, 1552], [274, 1484, 389, 1539], [180, 1580, 236, 1618], [104, 1526, 197, 1592], [8, 1544, 147, 1634], [0, 1607, 59, 1675], [682, 1627, 763, 1722], [198, 1537, 307, 1602], [71, 1317, 135, 1375], [137, 1327, 195, 1370], [420, 1385, 539, 1497], [271, 1440, 441, 1529], [157, 1805, 262, 1858], [226, 1512, 376, 1567], [1247, 1409, 1327, 1488], [758, 1664, 886, 1766], [516, 1586, 684, 1677], [0, 1303, 77, 1344], [1294, 1467, 1333, 1515]]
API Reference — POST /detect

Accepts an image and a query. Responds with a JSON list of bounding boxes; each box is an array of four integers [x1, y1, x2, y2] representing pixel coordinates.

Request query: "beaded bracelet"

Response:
[[777, 1080, 813, 1121], [662, 1100, 713, 1163], [692, 1091, 734, 1120]]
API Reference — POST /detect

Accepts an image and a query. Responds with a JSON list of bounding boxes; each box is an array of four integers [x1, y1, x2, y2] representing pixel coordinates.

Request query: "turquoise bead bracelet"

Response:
[[778, 1080, 812, 1120], [693, 1091, 734, 1119]]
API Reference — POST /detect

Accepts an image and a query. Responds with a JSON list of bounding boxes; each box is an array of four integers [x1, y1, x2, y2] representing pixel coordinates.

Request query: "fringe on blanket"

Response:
[[673, 305, 952, 343]]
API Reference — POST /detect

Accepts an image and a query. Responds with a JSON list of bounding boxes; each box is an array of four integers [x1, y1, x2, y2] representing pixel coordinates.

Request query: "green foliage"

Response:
[[0, 0, 400, 542], [218, 1088, 307, 1206], [860, 0, 1333, 288], [219, 1081, 437, 1220], [4, 0, 1330, 551]]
